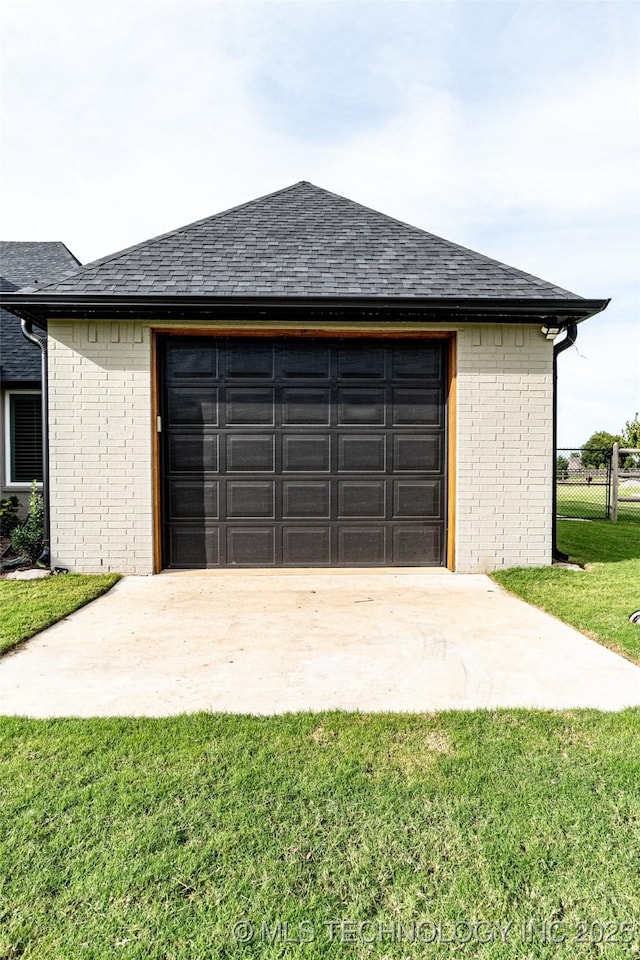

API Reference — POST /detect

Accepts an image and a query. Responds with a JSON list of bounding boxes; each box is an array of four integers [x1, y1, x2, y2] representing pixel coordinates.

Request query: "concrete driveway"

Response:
[[1, 570, 639, 716]]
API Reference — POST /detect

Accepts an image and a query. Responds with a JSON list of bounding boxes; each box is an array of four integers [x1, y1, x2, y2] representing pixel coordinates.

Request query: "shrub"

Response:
[[0, 496, 20, 537], [10, 482, 44, 563]]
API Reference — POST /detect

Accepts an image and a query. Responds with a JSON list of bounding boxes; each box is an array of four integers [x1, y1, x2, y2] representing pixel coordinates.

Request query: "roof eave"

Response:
[[0, 293, 610, 325]]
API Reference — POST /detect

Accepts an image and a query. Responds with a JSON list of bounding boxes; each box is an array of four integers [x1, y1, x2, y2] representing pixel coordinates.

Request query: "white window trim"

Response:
[[3, 389, 44, 489]]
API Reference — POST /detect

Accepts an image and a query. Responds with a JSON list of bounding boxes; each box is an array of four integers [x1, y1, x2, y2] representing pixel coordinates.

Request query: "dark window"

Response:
[[9, 393, 43, 483]]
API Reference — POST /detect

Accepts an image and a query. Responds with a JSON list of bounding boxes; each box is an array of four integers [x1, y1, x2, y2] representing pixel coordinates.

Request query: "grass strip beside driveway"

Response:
[[493, 520, 640, 663], [0, 574, 120, 654], [1, 710, 640, 959]]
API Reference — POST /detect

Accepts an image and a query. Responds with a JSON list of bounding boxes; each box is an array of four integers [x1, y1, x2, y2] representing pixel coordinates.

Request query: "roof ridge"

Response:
[[31, 182, 309, 292]]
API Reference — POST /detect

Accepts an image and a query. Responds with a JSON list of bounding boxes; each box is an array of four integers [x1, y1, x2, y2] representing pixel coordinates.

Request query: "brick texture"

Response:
[[455, 324, 553, 572], [48, 321, 153, 574]]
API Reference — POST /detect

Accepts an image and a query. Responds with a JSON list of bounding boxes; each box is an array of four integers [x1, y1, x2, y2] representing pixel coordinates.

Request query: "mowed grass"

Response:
[[1, 711, 640, 959], [493, 520, 640, 663], [556, 481, 640, 522], [0, 574, 120, 654]]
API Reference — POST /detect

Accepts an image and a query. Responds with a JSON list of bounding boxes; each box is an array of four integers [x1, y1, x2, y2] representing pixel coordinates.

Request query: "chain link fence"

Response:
[[556, 447, 640, 521]]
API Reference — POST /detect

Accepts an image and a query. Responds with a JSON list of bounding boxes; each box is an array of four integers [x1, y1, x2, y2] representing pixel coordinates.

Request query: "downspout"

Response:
[[20, 320, 50, 568], [552, 322, 577, 562]]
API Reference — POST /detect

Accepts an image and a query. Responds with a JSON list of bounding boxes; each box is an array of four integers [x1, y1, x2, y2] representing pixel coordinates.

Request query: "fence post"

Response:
[[612, 442, 619, 523]]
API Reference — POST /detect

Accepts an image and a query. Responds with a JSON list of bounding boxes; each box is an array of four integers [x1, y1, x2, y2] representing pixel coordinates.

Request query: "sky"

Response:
[[1, 0, 638, 448]]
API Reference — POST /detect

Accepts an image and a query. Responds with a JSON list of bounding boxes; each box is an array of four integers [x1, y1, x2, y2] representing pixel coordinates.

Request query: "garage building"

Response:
[[3, 182, 608, 573]]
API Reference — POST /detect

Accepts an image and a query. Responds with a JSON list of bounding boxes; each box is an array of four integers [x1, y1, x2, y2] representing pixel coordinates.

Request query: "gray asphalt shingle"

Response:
[[1, 242, 80, 382], [28, 182, 581, 300]]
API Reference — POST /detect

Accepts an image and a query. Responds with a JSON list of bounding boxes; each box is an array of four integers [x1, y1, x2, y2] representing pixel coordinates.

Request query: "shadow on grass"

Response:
[[557, 519, 640, 565]]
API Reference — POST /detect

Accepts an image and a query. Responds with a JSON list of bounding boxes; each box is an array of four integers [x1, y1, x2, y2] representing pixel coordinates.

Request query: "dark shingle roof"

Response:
[[29, 182, 581, 300], [1, 242, 80, 382]]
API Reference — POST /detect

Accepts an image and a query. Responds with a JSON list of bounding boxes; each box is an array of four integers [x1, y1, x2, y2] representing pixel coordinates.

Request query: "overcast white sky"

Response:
[[1, 0, 638, 447]]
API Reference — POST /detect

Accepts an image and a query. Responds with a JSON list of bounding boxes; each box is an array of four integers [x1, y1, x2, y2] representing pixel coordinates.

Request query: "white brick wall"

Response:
[[47, 320, 553, 574], [48, 321, 153, 574], [455, 323, 553, 572]]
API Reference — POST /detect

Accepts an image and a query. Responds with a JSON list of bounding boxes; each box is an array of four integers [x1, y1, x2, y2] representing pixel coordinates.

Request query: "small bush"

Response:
[[0, 495, 20, 536], [10, 482, 44, 563]]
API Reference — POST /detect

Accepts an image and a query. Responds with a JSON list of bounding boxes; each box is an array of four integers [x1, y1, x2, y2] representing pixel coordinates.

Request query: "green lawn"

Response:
[[556, 481, 609, 519], [1, 710, 639, 959], [0, 574, 120, 654], [557, 518, 640, 564], [556, 481, 640, 522], [493, 520, 640, 663]]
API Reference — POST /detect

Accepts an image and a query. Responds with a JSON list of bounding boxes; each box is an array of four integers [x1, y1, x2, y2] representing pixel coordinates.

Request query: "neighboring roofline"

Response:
[[0, 293, 610, 325], [57, 241, 82, 268], [0, 240, 82, 285]]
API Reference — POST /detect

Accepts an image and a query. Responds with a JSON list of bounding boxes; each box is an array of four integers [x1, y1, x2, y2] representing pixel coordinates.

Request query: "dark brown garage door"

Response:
[[160, 336, 447, 568]]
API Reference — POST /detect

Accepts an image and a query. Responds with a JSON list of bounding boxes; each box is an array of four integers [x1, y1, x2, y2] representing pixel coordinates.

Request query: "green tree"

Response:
[[621, 412, 640, 450], [581, 431, 621, 470], [556, 455, 569, 479]]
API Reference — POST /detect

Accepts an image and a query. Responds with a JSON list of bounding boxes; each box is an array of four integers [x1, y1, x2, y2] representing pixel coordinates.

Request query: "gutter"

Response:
[[1, 293, 611, 325], [20, 320, 50, 569], [552, 323, 578, 562]]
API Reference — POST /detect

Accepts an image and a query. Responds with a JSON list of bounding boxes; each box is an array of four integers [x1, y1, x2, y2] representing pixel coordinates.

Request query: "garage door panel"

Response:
[[282, 389, 331, 425], [226, 343, 274, 378], [227, 527, 276, 564], [392, 343, 441, 379], [162, 337, 447, 568], [393, 480, 441, 519], [337, 389, 386, 425], [338, 343, 385, 379], [169, 526, 220, 567], [283, 436, 331, 472], [283, 526, 332, 564], [392, 388, 442, 426], [393, 435, 441, 472], [167, 342, 217, 379], [227, 481, 275, 519], [339, 527, 386, 564], [338, 435, 386, 472], [226, 436, 275, 472], [169, 435, 219, 473], [283, 481, 331, 518], [225, 388, 275, 425], [393, 525, 442, 565], [170, 481, 219, 520], [282, 343, 330, 379], [167, 387, 219, 426], [338, 481, 386, 518]]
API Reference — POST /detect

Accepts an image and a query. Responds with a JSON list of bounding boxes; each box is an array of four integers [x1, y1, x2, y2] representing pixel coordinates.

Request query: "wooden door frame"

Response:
[[151, 326, 457, 573]]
